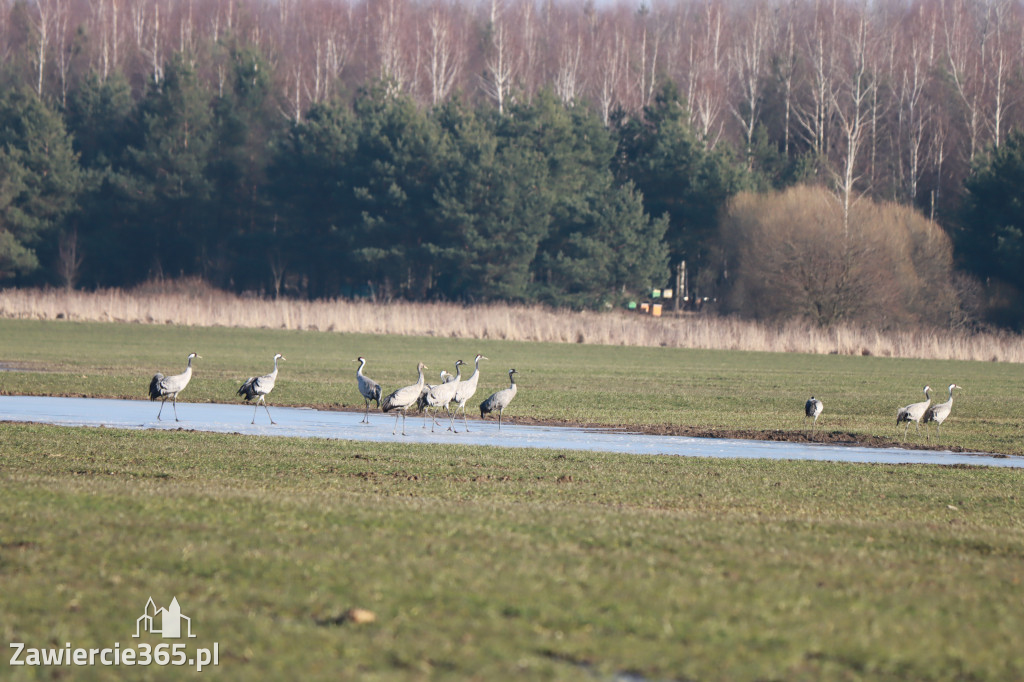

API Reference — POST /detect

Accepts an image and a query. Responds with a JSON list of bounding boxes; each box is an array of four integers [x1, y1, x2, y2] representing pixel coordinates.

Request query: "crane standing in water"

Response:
[[354, 357, 381, 424], [238, 353, 285, 425], [149, 352, 201, 422], [480, 368, 518, 430]]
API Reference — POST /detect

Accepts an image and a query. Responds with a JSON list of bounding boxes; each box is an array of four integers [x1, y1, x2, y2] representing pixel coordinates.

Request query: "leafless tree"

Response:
[[720, 185, 958, 327], [52, 0, 74, 106], [794, 0, 839, 157], [553, 23, 583, 104], [29, 0, 57, 97], [57, 227, 84, 291], [773, 2, 799, 157], [481, 0, 517, 114], [942, 0, 988, 160], [729, 1, 772, 164], [372, 0, 412, 96], [590, 19, 627, 125], [422, 1, 463, 106], [830, 4, 879, 234]]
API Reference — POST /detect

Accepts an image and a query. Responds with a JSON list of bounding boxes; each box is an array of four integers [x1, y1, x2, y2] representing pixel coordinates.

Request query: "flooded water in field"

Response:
[[1, 395, 1020, 469]]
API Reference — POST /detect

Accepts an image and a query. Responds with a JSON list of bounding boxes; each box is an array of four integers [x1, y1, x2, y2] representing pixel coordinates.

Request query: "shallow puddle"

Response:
[[0, 395, 1020, 469]]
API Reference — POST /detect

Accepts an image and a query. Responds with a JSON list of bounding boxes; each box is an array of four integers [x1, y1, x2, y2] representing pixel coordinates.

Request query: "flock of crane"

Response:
[[805, 383, 962, 443], [149, 352, 961, 444], [148, 352, 519, 434]]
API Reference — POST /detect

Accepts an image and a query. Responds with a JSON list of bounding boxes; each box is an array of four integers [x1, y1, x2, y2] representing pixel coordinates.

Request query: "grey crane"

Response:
[[238, 353, 285, 424], [480, 368, 518, 430], [417, 370, 452, 427], [381, 362, 427, 435], [923, 383, 961, 441], [805, 396, 823, 439], [896, 385, 931, 440], [426, 360, 464, 432], [453, 354, 488, 431], [354, 357, 382, 424], [148, 352, 201, 421]]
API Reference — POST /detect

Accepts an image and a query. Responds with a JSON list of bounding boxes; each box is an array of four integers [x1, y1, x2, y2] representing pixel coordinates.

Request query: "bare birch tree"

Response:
[[423, 1, 463, 106], [794, 0, 839, 157], [482, 0, 517, 114], [728, 1, 772, 164], [943, 0, 989, 160], [830, 5, 879, 234], [29, 0, 57, 97], [590, 19, 627, 125]]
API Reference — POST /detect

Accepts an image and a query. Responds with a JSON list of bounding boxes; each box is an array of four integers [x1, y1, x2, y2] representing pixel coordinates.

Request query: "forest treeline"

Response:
[[2, 0, 1024, 327]]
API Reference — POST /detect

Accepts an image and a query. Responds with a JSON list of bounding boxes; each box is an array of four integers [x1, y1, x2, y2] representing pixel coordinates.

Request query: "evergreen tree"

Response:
[[210, 43, 283, 292], [432, 101, 551, 301], [958, 130, 1024, 327], [65, 72, 136, 170], [0, 87, 82, 281], [500, 91, 668, 307], [122, 53, 214, 280], [538, 181, 670, 308], [268, 101, 359, 298], [347, 84, 447, 299], [614, 82, 740, 292]]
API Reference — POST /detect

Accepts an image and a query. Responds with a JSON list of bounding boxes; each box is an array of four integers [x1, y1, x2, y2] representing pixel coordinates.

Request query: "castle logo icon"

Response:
[[133, 597, 197, 639]]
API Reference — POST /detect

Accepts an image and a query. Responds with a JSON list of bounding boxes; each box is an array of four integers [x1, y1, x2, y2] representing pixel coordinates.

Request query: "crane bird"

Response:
[[354, 357, 381, 424], [417, 370, 452, 427], [923, 384, 962, 441], [480, 368, 518, 430], [148, 352, 201, 421], [896, 385, 931, 441], [381, 362, 427, 435], [238, 353, 285, 424], [453, 354, 488, 431], [805, 396, 823, 439], [425, 360, 464, 432]]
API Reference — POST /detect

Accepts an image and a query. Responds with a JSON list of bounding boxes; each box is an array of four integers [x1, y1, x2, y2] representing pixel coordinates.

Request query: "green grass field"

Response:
[[2, 319, 1024, 680]]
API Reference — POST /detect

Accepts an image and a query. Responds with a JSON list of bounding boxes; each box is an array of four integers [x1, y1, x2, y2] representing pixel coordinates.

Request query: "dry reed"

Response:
[[1, 285, 1021, 363]]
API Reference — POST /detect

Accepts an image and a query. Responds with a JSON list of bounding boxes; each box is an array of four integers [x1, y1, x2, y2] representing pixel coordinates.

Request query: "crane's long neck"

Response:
[[272, 356, 280, 376], [416, 366, 425, 389], [509, 373, 517, 387], [357, 358, 366, 376], [186, 356, 194, 369]]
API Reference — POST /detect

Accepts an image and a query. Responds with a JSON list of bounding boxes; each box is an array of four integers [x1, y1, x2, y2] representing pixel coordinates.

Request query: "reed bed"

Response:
[[2, 285, 1021, 362]]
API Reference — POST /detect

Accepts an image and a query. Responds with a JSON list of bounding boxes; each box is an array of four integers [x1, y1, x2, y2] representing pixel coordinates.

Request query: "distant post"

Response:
[[675, 260, 686, 311]]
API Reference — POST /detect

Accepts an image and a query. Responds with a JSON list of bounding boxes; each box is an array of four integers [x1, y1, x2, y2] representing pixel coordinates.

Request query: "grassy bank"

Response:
[[1, 319, 1022, 454], [3, 423, 1024, 681]]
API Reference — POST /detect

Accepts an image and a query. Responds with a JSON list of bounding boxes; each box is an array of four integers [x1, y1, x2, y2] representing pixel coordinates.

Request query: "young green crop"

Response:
[[2, 423, 1023, 681]]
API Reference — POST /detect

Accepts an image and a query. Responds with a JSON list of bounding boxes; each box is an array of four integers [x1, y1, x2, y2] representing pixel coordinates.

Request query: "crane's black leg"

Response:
[[264, 401, 275, 425], [157, 397, 166, 421], [251, 401, 259, 424], [392, 412, 400, 435]]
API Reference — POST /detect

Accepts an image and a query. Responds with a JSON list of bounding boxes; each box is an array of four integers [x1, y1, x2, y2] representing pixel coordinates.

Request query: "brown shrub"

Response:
[[718, 185, 960, 329]]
